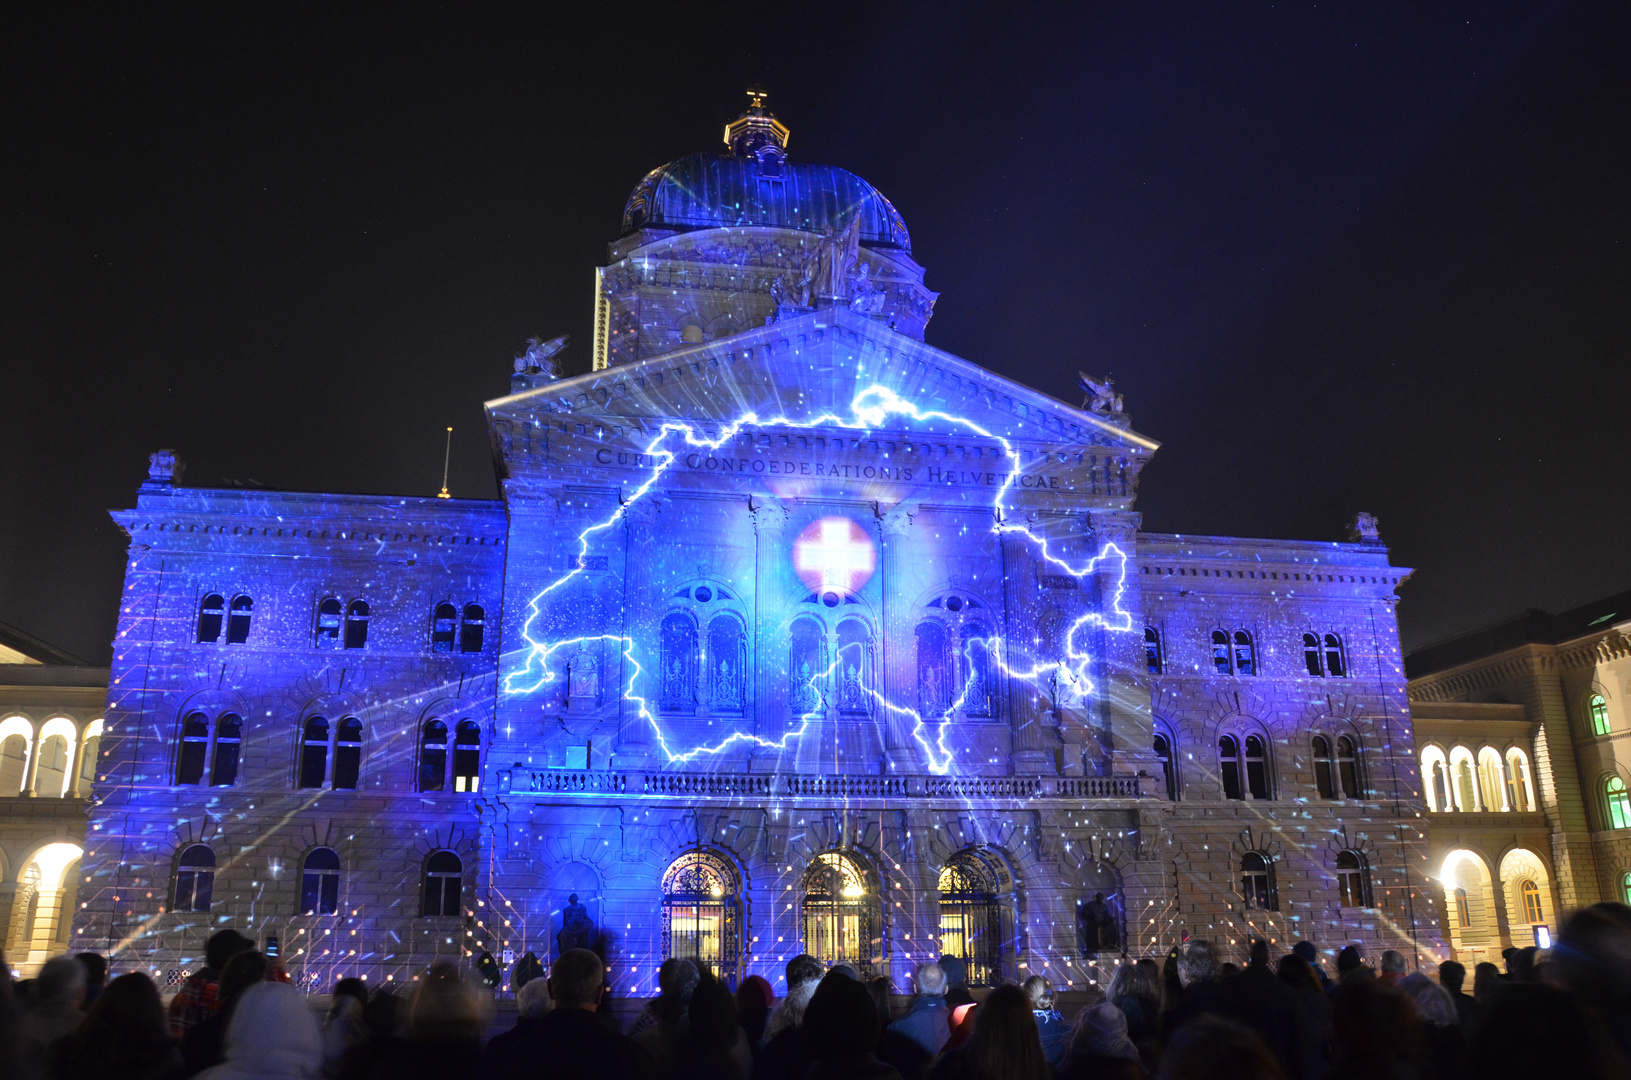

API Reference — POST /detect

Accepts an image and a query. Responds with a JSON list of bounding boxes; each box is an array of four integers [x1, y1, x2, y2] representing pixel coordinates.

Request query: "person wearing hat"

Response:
[[1060, 1001, 1143, 1080], [1292, 941, 1333, 993], [169, 928, 254, 1038]]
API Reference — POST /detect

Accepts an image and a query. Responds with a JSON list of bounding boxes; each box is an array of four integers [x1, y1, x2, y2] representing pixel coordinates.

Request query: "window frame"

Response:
[[1312, 735, 1337, 799], [177, 711, 243, 788], [315, 597, 343, 648], [1335, 850, 1372, 908], [1519, 879, 1544, 924], [343, 599, 370, 650], [421, 850, 464, 917], [1606, 775, 1631, 830], [174, 844, 216, 913], [1590, 694, 1611, 737], [1302, 632, 1323, 677], [431, 602, 459, 653], [299, 847, 342, 916], [1144, 627, 1163, 675], [459, 604, 485, 654], [1240, 851, 1278, 911], [225, 594, 254, 645]]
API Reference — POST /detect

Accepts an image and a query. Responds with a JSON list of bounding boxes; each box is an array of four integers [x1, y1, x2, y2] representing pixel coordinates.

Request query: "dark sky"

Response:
[[3, 3, 1626, 664]]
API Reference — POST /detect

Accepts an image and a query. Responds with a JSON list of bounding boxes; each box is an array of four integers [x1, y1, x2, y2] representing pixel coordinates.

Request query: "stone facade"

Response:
[[73, 97, 1439, 995]]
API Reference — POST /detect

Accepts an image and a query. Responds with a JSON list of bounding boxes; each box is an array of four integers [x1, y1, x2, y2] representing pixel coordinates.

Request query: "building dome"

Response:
[[620, 93, 912, 252]]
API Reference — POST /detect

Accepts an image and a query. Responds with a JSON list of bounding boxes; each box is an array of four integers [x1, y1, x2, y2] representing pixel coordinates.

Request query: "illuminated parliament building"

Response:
[[72, 95, 1447, 993]]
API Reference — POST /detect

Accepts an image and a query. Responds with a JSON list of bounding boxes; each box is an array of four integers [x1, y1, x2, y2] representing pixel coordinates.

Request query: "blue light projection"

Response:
[[502, 383, 1134, 772]]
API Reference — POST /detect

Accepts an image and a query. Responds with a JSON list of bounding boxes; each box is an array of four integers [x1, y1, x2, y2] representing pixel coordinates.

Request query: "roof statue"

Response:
[[1077, 372, 1124, 414], [1348, 512, 1382, 542], [514, 335, 568, 379]]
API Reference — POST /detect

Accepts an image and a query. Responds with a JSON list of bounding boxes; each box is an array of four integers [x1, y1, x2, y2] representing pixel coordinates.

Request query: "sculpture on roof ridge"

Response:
[[1077, 372, 1124, 414], [514, 335, 569, 379]]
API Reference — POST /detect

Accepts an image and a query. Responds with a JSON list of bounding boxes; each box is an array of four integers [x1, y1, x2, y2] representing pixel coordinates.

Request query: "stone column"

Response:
[[877, 504, 915, 756], [749, 495, 789, 764], [22, 724, 41, 796], [616, 499, 661, 760]]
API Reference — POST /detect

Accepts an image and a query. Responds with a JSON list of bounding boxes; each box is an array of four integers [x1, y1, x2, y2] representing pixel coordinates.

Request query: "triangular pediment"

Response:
[[487, 307, 1157, 454]]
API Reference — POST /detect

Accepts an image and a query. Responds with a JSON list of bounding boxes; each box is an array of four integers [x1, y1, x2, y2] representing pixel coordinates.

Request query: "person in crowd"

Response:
[[887, 963, 950, 1058], [195, 981, 322, 1080], [629, 959, 700, 1041], [1058, 1001, 1143, 1080], [802, 971, 900, 1080], [1290, 943, 1332, 993], [484, 948, 651, 1080], [754, 954, 823, 1080], [1377, 951, 1407, 988], [1163, 940, 1228, 1036], [1435, 960, 1482, 1038], [930, 984, 1048, 1080], [1499, 948, 1518, 981], [866, 977, 893, 1036], [181, 949, 271, 1076], [349, 961, 488, 1080], [1274, 954, 1331, 1065], [1333, 947, 1367, 985], [69, 956, 105, 1012], [1154, 1014, 1285, 1080], [1105, 960, 1161, 1048], [1471, 962, 1503, 1010], [18, 957, 85, 1074], [1224, 938, 1320, 1080], [661, 970, 750, 1080], [1467, 980, 1630, 1080], [938, 957, 974, 1009], [1021, 976, 1069, 1069], [1398, 972, 1464, 1080], [169, 930, 253, 1039], [322, 978, 370, 1079], [1325, 976, 1426, 1080], [1507, 946, 1538, 983], [486, 978, 551, 1060], [46, 971, 182, 1080], [1547, 901, 1631, 1064], [734, 976, 773, 1050]]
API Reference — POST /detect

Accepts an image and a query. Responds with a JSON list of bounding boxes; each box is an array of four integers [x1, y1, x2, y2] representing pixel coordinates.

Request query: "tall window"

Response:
[[1313, 736, 1337, 799], [1477, 748, 1507, 811], [212, 714, 242, 787], [938, 850, 1007, 987], [1606, 776, 1631, 830], [1145, 627, 1163, 674], [300, 848, 341, 915], [1337, 736, 1361, 798], [1211, 631, 1232, 675], [0, 731, 29, 793], [1219, 736, 1244, 800], [333, 717, 362, 790], [801, 852, 877, 975], [960, 624, 996, 718], [316, 598, 343, 647], [708, 615, 747, 715], [34, 734, 68, 798], [662, 850, 741, 986], [178, 713, 211, 785], [452, 720, 482, 792], [460, 604, 485, 653], [1212, 630, 1255, 675], [660, 612, 699, 713], [1154, 731, 1178, 800], [1591, 694, 1611, 736], [835, 618, 873, 717], [174, 845, 216, 912], [1621, 872, 1631, 908], [421, 851, 462, 917], [344, 600, 370, 649], [1520, 879, 1544, 924], [419, 720, 448, 792], [197, 594, 226, 643], [915, 622, 952, 718], [431, 603, 458, 652], [1303, 633, 1323, 677], [1241, 852, 1277, 911], [178, 712, 241, 787], [299, 717, 329, 789], [1505, 749, 1533, 812], [76, 720, 103, 795], [299, 716, 362, 790], [226, 595, 253, 644], [1324, 634, 1346, 678], [1336, 850, 1371, 908], [1233, 631, 1256, 676], [1453, 751, 1479, 811], [1244, 734, 1270, 798], [1455, 886, 1471, 927]]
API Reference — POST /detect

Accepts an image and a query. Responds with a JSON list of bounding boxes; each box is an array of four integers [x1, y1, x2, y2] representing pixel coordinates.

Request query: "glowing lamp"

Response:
[[793, 516, 876, 596]]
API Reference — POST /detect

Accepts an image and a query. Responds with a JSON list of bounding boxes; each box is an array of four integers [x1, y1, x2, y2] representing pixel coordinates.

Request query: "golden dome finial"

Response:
[[725, 88, 790, 160]]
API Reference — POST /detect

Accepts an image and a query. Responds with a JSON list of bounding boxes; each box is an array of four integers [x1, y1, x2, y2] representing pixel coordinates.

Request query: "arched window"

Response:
[[460, 604, 485, 654], [1336, 850, 1371, 908], [299, 717, 329, 789], [1219, 736, 1244, 800], [1303, 633, 1323, 677], [1337, 736, 1362, 798], [1505, 748, 1533, 812], [419, 720, 448, 792], [1154, 730, 1178, 800], [34, 734, 68, 799], [333, 717, 362, 790], [421, 851, 462, 917], [708, 615, 747, 715], [177, 712, 211, 785], [1211, 631, 1232, 675], [1621, 872, 1631, 907], [1454, 886, 1471, 927], [1324, 634, 1346, 678], [300, 848, 341, 915], [452, 720, 481, 792], [1420, 746, 1452, 812], [661, 850, 741, 985], [835, 618, 873, 717], [1477, 747, 1507, 811], [76, 720, 103, 796], [915, 621, 952, 718], [1245, 734, 1270, 798], [938, 850, 1008, 986], [790, 617, 827, 714], [226, 595, 253, 645], [315, 597, 343, 648], [1591, 694, 1611, 736], [660, 612, 699, 713], [431, 603, 458, 652], [1144, 627, 1163, 674], [0, 728, 29, 794], [1241, 852, 1277, 910], [801, 851, 877, 975], [211, 714, 242, 787], [197, 594, 226, 643], [1520, 879, 1544, 924], [960, 624, 996, 718], [1233, 631, 1256, 676], [174, 844, 215, 912], [1313, 736, 1337, 799], [1606, 776, 1631, 830], [1451, 748, 1480, 811], [344, 600, 370, 649]]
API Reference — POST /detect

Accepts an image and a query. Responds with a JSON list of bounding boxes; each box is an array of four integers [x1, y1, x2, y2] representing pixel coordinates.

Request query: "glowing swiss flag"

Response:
[[793, 516, 877, 595]]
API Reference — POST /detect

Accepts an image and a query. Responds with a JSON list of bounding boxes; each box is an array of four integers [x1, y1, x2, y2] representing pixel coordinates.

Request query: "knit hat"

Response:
[[1074, 1002, 1139, 1061], [1292, 941, 1319, 966]]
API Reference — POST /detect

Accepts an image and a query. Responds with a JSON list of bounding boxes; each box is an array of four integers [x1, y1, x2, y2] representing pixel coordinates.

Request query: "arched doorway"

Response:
[[10, 841, 83, 974], [801, 851, 879, 975], [937, 848, 1013, 986], [662, 850, 742, 988], [1499, 848, 1553, 945], [1440, 849, 1499, 962]]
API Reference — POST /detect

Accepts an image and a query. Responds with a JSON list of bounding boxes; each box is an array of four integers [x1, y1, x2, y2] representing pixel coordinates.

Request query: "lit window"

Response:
[[1233, 631, 1256, 676], [662, 849, 742, 985], [1505, 749, 1533, 812], [1324, 634, 1346, 678], [1606, 776, 1631, 830], [1455, 886, 1471, 927], [1219, 736, 1243, 800], [452, 720, 481, 792], [1144, 627, 1163, 675], [299, 717, 329, 789], [801, 851, 877, 975], [1241, 852, 1277, 911], [1211, 630, 1232, 675], [419, 720, 448, 792], [1313, 736, 1337, 800], [1591, 694, 1611, 736], [174, 844, 215, 912], [197, 594, 225, 644], [1420, 747, 1451, 812], [937, 849, 1008, 986], [315, 597, 343, 648], [431, 603, 458, 653], [1336, 850, 1371, 908], [1303, 633, 1323, 677], [1520, 879, 1544, 924], [0, 732, 29, 794], [300, 848, 341, 915], [422, 851, 462, 917], [226, 595, 253, 645], [459, 604, 485, 654], [344, 600, 370, 650]]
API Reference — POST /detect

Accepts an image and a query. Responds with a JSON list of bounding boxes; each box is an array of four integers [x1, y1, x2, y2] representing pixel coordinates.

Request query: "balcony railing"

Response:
[[496, 768, 1149, 801]]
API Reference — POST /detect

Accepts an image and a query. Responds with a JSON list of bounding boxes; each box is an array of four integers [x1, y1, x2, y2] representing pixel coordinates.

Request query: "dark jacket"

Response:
[[485, 1008, 653, 1080], [751, 1027, 810, 1080], [887, 996, 951, 1058], [808, 1055, 901, 1080], [1447, 988, 1483, 1039], [1221, 964, 1323, 1080]]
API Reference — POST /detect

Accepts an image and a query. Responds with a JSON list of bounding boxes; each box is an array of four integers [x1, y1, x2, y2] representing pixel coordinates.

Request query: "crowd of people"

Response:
[[5, 902, 1631, 1080]]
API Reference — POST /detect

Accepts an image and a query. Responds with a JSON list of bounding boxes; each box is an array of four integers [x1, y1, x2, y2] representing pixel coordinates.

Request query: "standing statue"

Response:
[[808, 214, 862, 300], [1080, 892, 1116, 953], [557, 892, 594, 956]]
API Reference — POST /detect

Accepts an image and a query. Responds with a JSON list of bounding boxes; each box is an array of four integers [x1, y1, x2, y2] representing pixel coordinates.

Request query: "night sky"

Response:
[[3, 3, 1626, 665]]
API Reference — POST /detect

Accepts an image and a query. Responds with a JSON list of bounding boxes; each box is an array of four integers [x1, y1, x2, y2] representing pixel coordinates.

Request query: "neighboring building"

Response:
[[74, 94, 1440, 995], [1407, 589, 1631, 962], [0, 621, 107, 974]]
